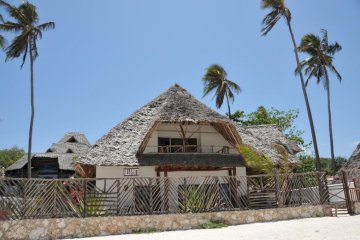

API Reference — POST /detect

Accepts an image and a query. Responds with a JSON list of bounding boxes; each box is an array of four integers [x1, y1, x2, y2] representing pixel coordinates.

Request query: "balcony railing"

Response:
[[156, 145, 233, 154]]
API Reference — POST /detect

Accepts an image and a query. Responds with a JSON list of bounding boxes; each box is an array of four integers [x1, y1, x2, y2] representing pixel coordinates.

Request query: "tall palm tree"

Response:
[[202, 64, 241, 119], [0, 1, 55, 178], [296, 29, 342, 175], [260, 0, 321, 171]]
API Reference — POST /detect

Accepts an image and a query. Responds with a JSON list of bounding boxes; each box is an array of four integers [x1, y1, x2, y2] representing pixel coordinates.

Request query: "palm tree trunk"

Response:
[[27, 44, 35, 178], [285, 18, 321, 171], [324, 69, 336, 175], [225, 91, 231, 120]]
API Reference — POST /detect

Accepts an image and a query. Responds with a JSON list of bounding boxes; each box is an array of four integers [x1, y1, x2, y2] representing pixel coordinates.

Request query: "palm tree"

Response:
[[296, 29, 342, 175], [202, 64, 241, 119], [0, 1, 55, 178], [260, 0, 321, 171]]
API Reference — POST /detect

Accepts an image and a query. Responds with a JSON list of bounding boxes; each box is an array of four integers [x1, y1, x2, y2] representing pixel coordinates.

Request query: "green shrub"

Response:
[[201, 221, 228, 229]]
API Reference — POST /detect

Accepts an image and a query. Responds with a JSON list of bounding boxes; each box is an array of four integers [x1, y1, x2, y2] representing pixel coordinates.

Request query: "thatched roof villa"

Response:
[[339, 143, 360, 181], [6, 133, 91, 178], [76, 84, 301, 179], [343, 143, 360, 170]]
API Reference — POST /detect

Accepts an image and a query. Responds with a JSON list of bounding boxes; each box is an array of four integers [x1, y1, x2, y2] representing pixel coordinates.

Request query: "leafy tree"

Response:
[[260, 0, 321, 171], [229, 106, 309, 149], [0, 1, 55, 178], [294, 155, 347, 175], [202, 64, 241, 118], [296, 29, 342, 176], [0, 147, 25, 169]]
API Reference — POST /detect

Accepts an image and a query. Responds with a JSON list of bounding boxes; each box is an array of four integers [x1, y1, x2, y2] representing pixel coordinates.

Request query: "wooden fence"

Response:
[[0, 172, 329, 220]]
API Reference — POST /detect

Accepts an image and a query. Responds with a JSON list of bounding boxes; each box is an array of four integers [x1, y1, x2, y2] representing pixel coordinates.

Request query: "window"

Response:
[[158, 138, 197, 153], [67, 136, 78, 143], [66, 149, 74, 153]]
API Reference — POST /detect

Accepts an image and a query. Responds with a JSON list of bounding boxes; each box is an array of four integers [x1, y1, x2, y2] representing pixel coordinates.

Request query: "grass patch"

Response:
[[201, 221, 228, 229], [132, 228, 158, 234]]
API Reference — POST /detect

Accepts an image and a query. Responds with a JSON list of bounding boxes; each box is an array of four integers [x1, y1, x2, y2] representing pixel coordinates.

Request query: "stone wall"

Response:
[[0, 205, 332, 240], [354, 202, 360, 214]]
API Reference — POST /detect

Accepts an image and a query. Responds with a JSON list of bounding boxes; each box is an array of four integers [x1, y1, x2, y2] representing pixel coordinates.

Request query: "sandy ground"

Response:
[[68, 215, 360, 240]]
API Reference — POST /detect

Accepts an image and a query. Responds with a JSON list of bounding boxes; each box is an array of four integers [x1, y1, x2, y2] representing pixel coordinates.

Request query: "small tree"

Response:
[[202, 64, 241, 119]]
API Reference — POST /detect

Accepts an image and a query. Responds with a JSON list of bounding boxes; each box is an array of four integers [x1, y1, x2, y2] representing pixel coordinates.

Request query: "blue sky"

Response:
[[0, 0, 359, 158]]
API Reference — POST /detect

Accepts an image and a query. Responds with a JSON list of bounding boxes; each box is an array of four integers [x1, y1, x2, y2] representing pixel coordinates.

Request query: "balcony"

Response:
[[157, 145, 233, 154]]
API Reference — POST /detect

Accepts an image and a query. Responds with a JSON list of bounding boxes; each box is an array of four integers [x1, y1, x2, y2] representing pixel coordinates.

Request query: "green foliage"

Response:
[[0, 146, 25, 168], [181, 186, 217, 212], [0, 14, 4, 49], [296, 29, 342, 87], [294, 155, 347, 175], [0, 1, 55, 65], [238, 145, 274, 174], [132, 228, 158, 234], [201, 221, 228, 229], [229, 106, 309, 149]]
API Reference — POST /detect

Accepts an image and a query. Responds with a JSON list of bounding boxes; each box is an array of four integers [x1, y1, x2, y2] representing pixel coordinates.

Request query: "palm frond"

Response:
[[18, 2, 39, 25], [225, 79, 241, 94], [298, 34, 321, 56], [261, 10, 281, 36], [5, 30, 30, 61], [327, 42, 342, 55], [215, 82, 226, 109], [0, 0, 27, 25], [329, 64, 342, 81], [227, 88, 235, 104], [0, 34, 5, 49], [37, 21, 55, 32], [0, 21, 24, 32], [260, 0, 290, 35]]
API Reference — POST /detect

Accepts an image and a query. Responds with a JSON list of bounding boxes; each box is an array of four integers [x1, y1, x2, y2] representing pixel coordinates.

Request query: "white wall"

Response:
[[96, 166, 246, 179], [143, 123, 238, 154]]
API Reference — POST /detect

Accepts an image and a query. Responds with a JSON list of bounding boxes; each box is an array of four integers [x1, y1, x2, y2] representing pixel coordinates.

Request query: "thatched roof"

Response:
[[78, 84, 243, 167], [236, 124, 302, 165], [342, 143, 360, 169], [6, 132, 91, 171]]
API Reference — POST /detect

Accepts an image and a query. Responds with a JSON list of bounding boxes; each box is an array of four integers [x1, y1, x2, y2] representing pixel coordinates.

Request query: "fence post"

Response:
[[342, 170, 354, 215], [149, 178, 153, 215], [116, 179, 120, 216], [83, 179, 87, 218], [215, 176, 220, 212], [274, 170, 280, 207], [317, 172, 327, 205]]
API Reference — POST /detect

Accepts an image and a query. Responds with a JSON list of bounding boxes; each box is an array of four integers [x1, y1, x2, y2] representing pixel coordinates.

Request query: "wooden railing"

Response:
[[157, 145, 233, 153], [0, 172, 329, 220]]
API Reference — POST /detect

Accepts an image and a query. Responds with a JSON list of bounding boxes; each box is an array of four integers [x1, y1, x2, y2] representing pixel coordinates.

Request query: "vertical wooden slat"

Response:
[[342, 170, 354, 215], [83, 179, 87, 218]]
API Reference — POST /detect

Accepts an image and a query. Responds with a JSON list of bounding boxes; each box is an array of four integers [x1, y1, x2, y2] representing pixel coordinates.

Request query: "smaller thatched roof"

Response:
[[6, 132, 91, 172], [342, 143, 360, 170], [236, 124, 301, 165]]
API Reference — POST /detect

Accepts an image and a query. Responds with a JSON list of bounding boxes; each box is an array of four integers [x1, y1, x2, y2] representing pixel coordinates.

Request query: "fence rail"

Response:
[[0, 172, 329, 220]]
